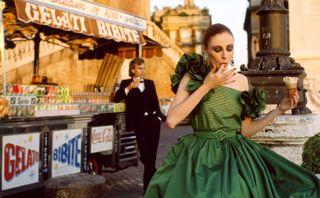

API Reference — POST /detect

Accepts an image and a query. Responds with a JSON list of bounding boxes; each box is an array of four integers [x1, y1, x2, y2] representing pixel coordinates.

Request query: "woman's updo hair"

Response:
[[202, 23, 234, 48]]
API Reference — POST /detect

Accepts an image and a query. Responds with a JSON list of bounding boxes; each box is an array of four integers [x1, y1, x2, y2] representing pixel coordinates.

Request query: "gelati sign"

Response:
[[1, 133, 40, 190], [14, 0, 146, 44]]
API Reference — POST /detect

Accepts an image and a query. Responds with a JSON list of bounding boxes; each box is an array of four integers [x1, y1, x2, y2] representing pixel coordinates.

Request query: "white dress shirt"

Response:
[[138, 80, 145, 92]]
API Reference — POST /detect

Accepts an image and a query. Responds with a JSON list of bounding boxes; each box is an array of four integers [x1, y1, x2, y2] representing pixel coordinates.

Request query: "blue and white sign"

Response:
[[51, 129, 82, 177]]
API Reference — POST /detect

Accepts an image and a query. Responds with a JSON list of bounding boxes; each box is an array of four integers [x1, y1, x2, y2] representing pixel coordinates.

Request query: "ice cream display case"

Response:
[[0, 84, 138, 197]]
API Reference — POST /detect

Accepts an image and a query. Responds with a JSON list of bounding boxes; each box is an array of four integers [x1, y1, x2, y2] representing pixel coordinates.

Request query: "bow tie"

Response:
[[140, 79, 144, 83]]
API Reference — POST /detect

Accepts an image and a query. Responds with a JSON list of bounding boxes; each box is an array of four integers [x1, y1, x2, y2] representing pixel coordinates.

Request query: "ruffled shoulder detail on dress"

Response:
[[171, 53, 211, 94], [240, 87, 266, 120]]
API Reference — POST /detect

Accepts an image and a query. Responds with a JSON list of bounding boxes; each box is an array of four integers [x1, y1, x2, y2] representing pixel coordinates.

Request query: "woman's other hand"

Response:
[[278, 91, 299, 113]]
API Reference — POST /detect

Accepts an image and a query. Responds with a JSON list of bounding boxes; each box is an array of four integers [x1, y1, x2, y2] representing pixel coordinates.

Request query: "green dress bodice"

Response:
[[191, 86, 242, 133]]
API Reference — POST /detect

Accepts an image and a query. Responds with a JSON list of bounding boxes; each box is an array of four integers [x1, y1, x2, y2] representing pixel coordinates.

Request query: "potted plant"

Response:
[[302, 133, 320, 178]]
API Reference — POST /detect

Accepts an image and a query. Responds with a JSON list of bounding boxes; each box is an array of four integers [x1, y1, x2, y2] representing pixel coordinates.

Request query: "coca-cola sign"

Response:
[[90, 125, 114, 153]]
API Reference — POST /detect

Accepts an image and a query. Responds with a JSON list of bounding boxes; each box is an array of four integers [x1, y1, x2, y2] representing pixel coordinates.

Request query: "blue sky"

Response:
[[150, 0, 249, 68]]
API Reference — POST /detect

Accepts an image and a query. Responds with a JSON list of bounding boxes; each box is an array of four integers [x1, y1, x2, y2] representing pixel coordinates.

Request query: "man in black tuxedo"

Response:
[[113, 57, 164, 192]]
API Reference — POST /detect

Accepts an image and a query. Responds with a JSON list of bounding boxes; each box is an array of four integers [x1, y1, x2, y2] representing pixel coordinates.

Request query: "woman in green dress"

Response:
[[144, 23, 320, 198]]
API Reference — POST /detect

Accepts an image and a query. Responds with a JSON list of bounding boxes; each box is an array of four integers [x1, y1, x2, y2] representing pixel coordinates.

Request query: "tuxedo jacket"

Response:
[[113, 79, 163, 131]]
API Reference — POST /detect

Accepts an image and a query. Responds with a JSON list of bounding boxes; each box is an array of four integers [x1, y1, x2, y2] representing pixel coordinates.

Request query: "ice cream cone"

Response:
[[283, 77, 298, 97]]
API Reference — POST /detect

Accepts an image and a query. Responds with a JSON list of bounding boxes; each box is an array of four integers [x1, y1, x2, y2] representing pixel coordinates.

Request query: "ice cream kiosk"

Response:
[[0, 0, 146, 196]]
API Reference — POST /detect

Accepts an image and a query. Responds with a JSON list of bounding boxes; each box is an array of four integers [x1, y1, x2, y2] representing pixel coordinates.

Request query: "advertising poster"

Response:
[[90, 125, 114, 153], [1, 133, 40, 190], [51, 129, 82, 177]]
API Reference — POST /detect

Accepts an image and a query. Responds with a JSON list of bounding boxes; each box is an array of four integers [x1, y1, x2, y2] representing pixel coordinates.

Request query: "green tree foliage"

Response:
[[302, 133, 320, 174]]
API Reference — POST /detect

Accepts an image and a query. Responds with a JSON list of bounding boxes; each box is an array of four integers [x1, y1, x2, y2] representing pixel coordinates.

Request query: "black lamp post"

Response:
[[241, 0, 311, 115]]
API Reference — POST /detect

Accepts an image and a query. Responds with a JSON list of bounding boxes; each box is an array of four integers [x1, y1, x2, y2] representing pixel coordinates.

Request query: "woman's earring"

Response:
[[204, 53, 209, 66], [230, 58, 235, 66]]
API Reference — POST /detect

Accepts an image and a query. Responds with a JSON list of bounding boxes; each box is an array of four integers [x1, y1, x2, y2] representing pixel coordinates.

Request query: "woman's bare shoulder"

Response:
[[236, 73, 248, 81], [235, 73, 249, 91]]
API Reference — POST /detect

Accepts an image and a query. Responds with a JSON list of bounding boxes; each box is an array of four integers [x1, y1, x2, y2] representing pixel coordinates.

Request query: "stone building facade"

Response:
[[152, 0, 211, 54]]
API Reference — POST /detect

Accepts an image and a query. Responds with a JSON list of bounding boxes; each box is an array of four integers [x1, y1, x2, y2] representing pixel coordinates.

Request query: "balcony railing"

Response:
[[0, 40, 63, 74]]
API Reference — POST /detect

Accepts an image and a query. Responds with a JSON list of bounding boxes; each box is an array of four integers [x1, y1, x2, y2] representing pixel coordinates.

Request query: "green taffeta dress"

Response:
[[145, 86, 320, 198]]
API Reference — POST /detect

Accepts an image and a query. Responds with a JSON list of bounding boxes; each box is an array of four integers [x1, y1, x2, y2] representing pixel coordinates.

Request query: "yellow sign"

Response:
[[0, 2, 5, 10]]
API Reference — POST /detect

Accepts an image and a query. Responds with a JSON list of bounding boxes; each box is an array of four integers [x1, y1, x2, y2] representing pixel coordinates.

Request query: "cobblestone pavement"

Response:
[[102, 123, 192, 198]]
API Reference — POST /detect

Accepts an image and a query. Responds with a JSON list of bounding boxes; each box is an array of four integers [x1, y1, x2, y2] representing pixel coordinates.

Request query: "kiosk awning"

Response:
[[13, 0, 146, 44]]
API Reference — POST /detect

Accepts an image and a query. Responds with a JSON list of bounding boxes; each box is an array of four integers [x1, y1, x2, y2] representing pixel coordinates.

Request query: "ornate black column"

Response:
[[241, 0, 311, 115]]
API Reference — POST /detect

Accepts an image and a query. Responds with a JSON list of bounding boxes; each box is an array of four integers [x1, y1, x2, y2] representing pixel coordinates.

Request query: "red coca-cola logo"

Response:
[[91, 128, 113, 144]]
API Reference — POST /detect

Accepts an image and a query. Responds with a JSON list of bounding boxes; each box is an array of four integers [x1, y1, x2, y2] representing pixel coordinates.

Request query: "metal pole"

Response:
[[138, 31, 142, 58], [34, 31, 40, 75], [0, 0, 6, 95], [138, 43, 142, 58]]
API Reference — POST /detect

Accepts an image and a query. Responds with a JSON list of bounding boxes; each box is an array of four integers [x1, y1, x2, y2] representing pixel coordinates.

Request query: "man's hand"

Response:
[[127, 77, 140, 90]]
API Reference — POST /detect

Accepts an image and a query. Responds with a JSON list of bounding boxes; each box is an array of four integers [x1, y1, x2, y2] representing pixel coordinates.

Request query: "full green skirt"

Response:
[[145, 133, 320, 198]]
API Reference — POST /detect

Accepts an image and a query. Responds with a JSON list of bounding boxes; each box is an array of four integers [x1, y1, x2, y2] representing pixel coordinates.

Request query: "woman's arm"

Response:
[[241, 93, 299, 138], [240, 108, 283, 138], [166, 74, 210, 128]]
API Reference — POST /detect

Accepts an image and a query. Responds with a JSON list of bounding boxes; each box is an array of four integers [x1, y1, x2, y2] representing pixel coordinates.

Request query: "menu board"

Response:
[[51, 129, 82, 177], [90, 125, 114, 153], [1, 133, 40, 190]]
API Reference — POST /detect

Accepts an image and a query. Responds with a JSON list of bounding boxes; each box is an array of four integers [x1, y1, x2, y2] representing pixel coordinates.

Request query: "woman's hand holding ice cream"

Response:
[[277, 77, 299, 113]]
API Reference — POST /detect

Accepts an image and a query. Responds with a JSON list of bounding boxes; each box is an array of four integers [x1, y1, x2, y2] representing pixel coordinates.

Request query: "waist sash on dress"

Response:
[[194, 129, 238, 140]]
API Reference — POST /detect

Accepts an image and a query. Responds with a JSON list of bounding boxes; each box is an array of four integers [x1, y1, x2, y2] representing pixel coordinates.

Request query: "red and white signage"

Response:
[[14, 0, 145, 44], [30, 0, 146, 31], [1, 133, 40, 190], [51, 129, 82, 177], [90, 125, 114, 153]]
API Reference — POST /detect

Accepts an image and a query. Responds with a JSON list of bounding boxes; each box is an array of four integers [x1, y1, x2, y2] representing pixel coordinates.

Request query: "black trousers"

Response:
[[134, 114, 161, 192]]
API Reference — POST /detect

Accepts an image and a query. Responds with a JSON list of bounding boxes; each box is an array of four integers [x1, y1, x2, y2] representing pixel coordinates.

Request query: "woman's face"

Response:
[[204, 32, 234, 71]]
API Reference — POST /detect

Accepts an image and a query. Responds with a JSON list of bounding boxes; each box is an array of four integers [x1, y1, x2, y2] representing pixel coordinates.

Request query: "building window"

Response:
[[169, 30, 177, 42], [195, 30, 202, 42], [180, 28, 191, 43]]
